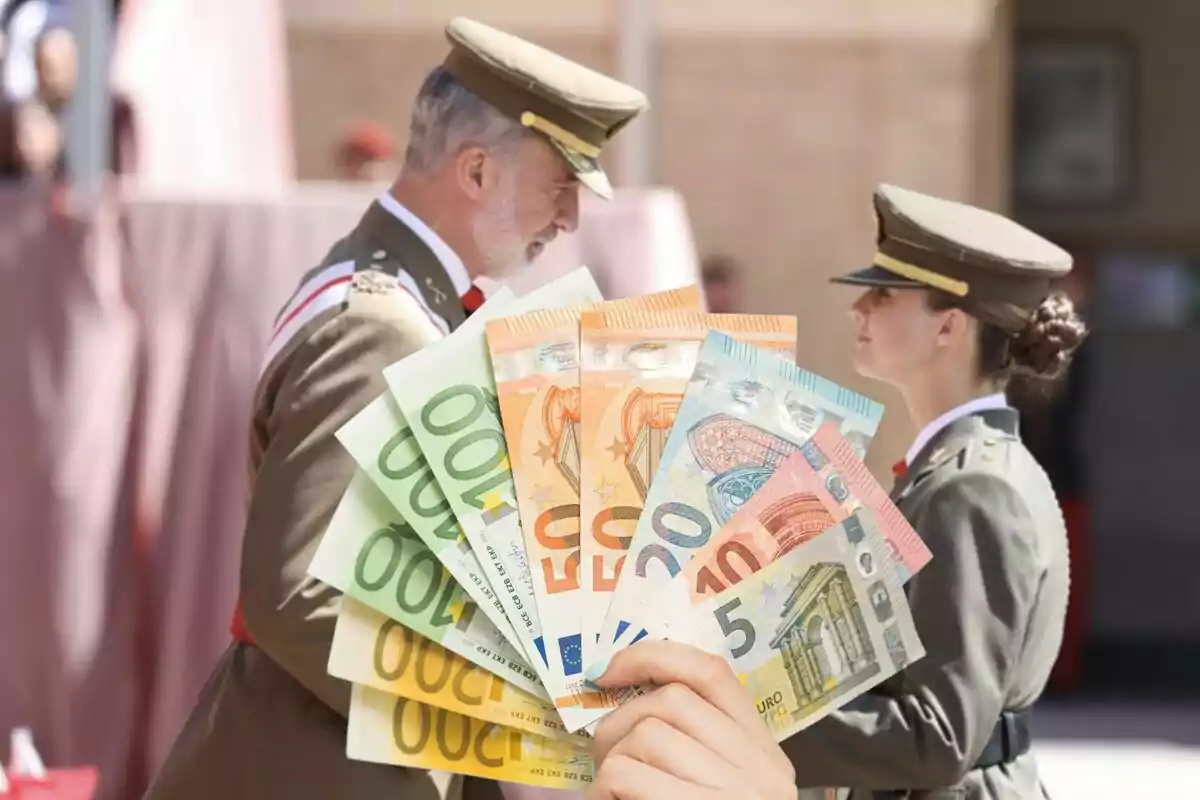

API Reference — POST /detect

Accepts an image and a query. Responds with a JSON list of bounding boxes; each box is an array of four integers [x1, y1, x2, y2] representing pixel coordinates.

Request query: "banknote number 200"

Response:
[[392, 697, 519, 768], [714, 598, 756, 659], [373, 619, 506, 708]]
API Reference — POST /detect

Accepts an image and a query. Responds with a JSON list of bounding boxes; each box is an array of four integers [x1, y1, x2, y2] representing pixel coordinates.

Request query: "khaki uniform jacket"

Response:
[[784, 408, 1069, 800], [145, 202, 505, 800]]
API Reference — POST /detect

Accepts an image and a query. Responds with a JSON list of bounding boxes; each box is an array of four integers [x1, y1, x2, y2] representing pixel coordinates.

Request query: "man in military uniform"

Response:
[[144, 18, 645, 800], [781, 185, 1087, 799]]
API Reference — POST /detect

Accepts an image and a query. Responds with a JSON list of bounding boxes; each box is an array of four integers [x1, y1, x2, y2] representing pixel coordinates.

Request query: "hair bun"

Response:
[[1009, 291, 1088, 379]]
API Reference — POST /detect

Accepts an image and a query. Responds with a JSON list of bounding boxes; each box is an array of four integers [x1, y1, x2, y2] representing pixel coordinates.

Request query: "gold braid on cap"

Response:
[[872, 252, 969, 297], [520, 111, 601, 159]]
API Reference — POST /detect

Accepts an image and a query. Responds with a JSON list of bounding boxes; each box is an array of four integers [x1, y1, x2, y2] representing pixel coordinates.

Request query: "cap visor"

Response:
[[830, 265, 925, 289], [550, 140, 613, 200]]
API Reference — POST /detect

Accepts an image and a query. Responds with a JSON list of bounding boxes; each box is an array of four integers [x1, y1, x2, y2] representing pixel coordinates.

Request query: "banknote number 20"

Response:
[[634, 502, 712, 578], [714, 598, 756, 659]]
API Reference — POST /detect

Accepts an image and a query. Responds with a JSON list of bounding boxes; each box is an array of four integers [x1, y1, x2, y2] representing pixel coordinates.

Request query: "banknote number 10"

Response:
[[694, 541, 762, 597], [422, 385, 511, 511], [714, 597, 756, 659]]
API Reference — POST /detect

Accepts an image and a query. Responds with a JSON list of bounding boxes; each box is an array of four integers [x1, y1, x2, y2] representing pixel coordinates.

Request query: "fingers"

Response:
[[593, 682, 774, 776], [600, 713, 735, 790], [593, 639, 775, 751], [590, 753, 723, 800]]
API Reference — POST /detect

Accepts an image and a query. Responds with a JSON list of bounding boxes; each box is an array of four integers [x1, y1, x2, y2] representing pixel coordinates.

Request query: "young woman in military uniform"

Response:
[[774, 184, 1089, 799], [585, 185, 1087, 800]]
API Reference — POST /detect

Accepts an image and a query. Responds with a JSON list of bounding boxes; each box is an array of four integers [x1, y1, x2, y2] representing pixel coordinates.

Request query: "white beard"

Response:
[[471, 169, 533, 280]]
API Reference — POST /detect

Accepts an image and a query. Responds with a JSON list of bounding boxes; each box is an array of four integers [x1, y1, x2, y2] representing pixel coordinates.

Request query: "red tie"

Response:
[[462, 285, 486, 315], [892, 460, 908, 480]]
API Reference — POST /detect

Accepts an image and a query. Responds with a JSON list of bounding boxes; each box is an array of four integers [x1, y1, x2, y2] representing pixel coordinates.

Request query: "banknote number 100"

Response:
[[377, 426, 461, 542], [355, 524, 478, 631], [421, 385, 515, 511]]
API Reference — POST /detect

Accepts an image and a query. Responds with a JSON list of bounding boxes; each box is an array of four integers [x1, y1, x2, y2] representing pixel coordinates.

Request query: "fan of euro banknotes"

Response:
[[306, 266, 936, 789]]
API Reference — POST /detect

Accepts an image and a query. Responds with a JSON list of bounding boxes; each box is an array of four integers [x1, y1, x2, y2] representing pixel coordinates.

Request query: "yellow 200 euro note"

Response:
[[348, 684, 594, 790], [329, 597, 587, 745], [577, 310, 798, 670]]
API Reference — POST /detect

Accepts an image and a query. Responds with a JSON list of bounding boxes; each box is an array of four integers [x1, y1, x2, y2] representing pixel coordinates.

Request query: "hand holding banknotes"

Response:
[[588, 641, 797, 800]]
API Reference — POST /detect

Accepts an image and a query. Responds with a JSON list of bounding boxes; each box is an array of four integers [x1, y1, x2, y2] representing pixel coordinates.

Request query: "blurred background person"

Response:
[[334, 120, 396, 182], [701, 252, 742, 313], [0, 0, 72, 181]]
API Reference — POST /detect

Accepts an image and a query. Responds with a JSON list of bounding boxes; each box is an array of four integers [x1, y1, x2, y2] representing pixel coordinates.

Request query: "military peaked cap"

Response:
[[442, 17, 648, 199], [833, 184, 1073, 332]]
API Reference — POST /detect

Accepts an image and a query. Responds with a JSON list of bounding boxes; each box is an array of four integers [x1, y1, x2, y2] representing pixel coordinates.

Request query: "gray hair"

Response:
[[401, 67, 533, 176]]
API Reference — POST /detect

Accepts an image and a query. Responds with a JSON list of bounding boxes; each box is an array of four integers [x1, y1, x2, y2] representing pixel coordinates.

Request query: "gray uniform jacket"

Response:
[[144, 202, 505, 800], [784, 408, 1069, 800]]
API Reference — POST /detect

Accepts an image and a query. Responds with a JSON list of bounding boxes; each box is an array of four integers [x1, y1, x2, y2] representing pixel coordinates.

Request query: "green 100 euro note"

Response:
[[330, 287, 525, 653], [308, 472, 544, 698], [593, 331, 886, 672], [334, 392, 523, 655], [674, 509, 923, 740]]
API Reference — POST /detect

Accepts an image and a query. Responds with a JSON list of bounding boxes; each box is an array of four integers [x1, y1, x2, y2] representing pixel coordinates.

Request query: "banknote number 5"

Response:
[[714, 598, 756, 659]]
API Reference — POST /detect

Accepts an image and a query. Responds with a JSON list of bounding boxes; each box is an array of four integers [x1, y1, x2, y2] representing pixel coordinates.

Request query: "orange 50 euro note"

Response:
[[484, 287, 700, 731], [576, 310, 797, 671]]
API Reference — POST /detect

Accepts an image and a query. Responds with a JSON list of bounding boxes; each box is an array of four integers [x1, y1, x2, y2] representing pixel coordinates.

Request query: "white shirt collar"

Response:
[[906, 392, 1009, 466], [376, 192, 472, 298]]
